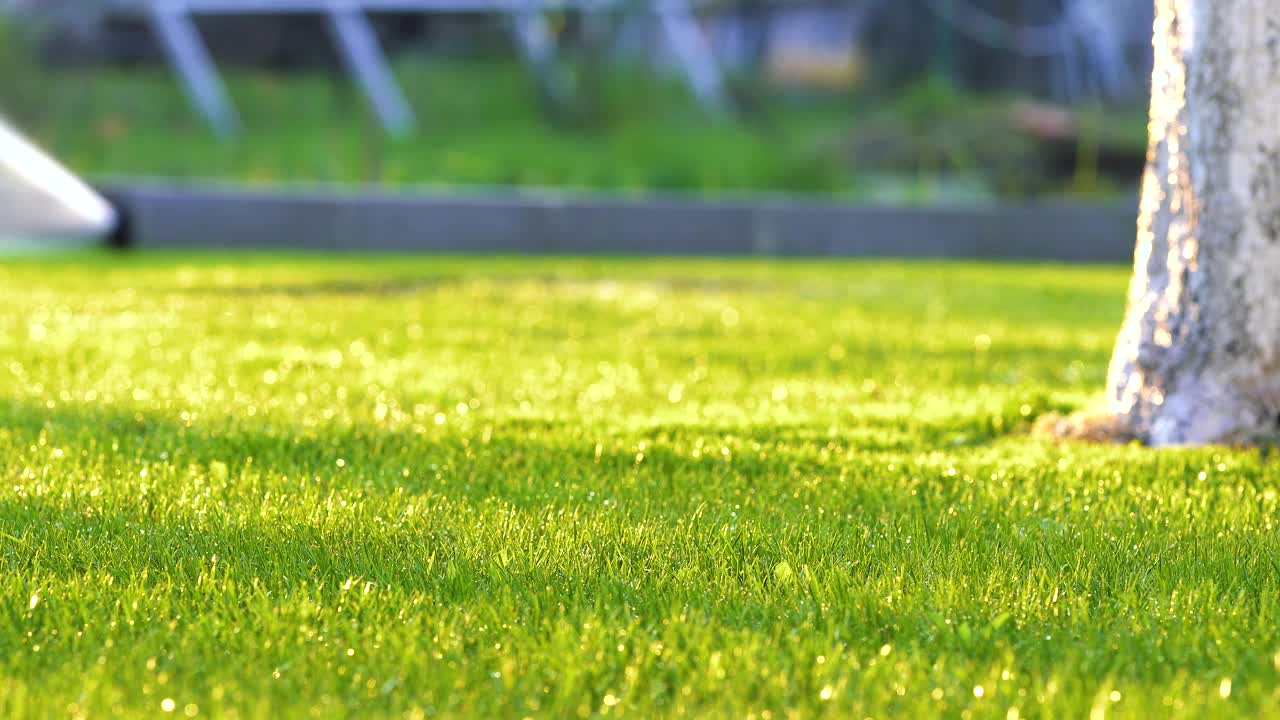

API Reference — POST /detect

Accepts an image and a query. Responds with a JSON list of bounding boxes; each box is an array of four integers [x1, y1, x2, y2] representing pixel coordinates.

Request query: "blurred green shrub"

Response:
[[0, 32, 1144, 201]]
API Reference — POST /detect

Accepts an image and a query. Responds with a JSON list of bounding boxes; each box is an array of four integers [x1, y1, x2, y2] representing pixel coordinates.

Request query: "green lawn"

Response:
[[1, 254, 1276, 718]]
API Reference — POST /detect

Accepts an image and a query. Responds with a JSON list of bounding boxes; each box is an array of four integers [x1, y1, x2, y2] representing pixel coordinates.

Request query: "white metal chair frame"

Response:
[[145, 0, 728, 138]]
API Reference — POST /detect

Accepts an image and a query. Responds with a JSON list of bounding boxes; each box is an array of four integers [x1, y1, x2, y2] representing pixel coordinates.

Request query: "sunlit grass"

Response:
[[0, 254, 1276, 718]]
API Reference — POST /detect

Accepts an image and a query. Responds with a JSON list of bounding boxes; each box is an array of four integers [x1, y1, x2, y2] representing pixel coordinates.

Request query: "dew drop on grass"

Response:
[[974, 686, 985, 698], [161, 698, 176, 713]]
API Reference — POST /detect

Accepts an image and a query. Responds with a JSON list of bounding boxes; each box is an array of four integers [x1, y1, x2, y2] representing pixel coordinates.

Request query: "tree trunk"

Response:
[[1085, 0, 1280, 445]]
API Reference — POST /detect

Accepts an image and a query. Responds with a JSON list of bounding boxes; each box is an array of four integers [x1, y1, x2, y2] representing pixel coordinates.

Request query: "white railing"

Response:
[[133, 0, 726, 138]]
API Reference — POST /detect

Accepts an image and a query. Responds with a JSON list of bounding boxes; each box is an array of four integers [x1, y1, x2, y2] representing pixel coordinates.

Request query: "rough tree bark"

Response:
[[1046, 0, 1280, 446]]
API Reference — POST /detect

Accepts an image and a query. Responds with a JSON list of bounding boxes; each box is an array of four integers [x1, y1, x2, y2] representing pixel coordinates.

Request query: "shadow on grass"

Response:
[[173, 273, 781, 299]]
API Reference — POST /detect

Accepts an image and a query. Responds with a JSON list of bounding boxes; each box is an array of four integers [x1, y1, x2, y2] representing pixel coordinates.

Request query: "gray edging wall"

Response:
[[102, 182, 1140, 263]]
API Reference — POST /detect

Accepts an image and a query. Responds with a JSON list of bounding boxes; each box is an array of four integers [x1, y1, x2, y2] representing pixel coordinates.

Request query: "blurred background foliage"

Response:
[[0, 1, 1152, 203]]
